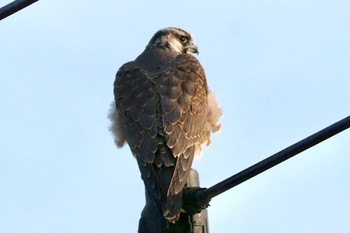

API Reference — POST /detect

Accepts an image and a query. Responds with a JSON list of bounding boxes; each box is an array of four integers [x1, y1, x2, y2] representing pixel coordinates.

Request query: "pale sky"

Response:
[[1, 1, 349, 233]]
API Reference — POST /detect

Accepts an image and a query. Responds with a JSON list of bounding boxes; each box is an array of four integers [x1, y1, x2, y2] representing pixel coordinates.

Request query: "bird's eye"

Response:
[[179, 36, 188, 44]]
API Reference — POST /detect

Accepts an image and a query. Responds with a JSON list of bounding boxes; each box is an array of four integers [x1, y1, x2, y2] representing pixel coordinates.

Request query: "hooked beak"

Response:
[[185, 44, 199, 55]]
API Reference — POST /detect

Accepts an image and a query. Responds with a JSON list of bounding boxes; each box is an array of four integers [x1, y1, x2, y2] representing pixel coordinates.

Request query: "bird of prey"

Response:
[[109, 27, 222, 233]]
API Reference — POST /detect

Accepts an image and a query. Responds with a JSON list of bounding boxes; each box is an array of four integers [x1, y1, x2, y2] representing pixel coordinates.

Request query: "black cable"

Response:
[[0, 0, 38, 20], [194, 115, 350, 203]]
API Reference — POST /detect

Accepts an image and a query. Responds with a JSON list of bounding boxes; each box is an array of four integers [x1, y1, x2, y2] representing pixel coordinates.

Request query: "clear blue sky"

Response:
[[1, 1, 349, 232]]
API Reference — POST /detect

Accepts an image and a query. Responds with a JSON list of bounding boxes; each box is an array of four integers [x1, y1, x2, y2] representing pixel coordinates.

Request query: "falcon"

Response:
[[109, 27, 222, 233]]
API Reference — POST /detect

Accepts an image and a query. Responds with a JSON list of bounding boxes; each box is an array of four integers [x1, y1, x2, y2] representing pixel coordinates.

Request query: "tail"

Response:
[[163, 146, 195, 223], [136, 156, 171, 233]]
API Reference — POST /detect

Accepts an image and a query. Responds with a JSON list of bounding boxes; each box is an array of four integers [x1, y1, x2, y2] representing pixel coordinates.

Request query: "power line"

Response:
[[0, 0, 38, 20], [187, 115, 350, 206]]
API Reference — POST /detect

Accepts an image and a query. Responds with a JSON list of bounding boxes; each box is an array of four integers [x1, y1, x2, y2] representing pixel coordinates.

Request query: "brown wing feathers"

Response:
[[159, 55, 208, 156], [154, 55, 209, 221], [114, 63, 158, 164]]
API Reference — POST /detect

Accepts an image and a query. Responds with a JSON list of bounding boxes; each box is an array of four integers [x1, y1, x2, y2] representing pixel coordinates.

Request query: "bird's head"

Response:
[[146, 27, 199, 55]]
